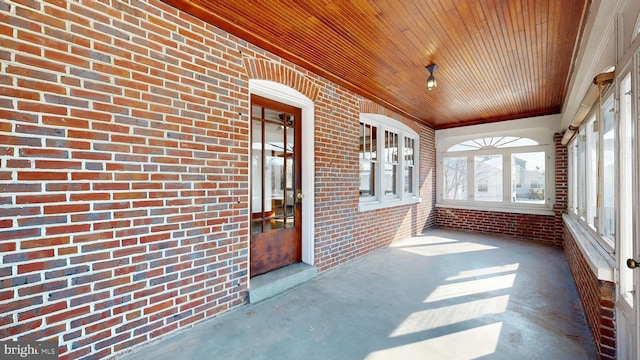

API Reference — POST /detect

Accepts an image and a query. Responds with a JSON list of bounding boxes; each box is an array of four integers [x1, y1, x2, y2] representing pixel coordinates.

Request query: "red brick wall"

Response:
[[0, 0, 435, 358], [553, 132, 568, 245], [436, 207, 559, 245], [313, 100, 436, 271], [563, 228, 616, 359]]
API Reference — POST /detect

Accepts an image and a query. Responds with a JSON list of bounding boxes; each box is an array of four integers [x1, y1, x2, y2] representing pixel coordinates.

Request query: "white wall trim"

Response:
[[249, 80, 316, 267], [563, 213, 615, 282], [435, 114, 560, 152], [561, 0, 618, 130]]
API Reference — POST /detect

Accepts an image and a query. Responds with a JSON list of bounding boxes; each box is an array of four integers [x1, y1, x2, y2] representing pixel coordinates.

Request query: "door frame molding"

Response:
[[249, 79, 315, 268]]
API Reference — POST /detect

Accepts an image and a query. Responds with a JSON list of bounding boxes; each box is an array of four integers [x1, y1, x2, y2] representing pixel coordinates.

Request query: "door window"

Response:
[[251, 104, 297, 233]]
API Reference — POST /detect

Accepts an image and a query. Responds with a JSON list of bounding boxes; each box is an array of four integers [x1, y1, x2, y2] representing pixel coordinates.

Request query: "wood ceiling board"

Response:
[[161, 0, 588, 129]]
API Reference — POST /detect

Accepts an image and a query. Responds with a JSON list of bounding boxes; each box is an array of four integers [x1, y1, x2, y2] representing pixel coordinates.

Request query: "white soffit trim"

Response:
[[561, 0, 618, 130]]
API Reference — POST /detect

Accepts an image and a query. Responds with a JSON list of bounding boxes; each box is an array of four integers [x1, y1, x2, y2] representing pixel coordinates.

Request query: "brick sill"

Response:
[[435, 202, 554, 216], [563, 213, 615, 282]]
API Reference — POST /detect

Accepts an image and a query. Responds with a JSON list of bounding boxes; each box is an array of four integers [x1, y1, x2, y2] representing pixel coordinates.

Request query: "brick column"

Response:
[[554, 132, 568, 246]]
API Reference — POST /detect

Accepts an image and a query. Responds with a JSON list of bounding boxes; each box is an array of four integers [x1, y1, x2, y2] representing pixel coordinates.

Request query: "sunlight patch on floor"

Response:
[[392, 236, 459, 247], [425, 274, 516, 303], [366, 322, 503, 360], [397, 242, 497, 257], [445, 263, 520, 281], [390, 295, 509, 337]]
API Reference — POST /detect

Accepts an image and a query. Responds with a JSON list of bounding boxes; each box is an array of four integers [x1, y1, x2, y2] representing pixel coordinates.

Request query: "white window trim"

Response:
[[358, 113, 421, 212], [633, 13, 640, 44], [564, 213, 615, 282], [567, 91, 617, 253], [437, 144, 554, 215], [436, 115, 559, 216]]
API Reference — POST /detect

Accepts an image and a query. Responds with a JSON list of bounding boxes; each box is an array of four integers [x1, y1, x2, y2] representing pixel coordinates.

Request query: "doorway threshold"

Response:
[[248, 263, 317, 304]]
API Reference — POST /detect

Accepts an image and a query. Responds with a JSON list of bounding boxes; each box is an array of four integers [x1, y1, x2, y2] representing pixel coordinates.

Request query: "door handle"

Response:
[[296, 190, 304, 202], [627, 259, 640, 269]]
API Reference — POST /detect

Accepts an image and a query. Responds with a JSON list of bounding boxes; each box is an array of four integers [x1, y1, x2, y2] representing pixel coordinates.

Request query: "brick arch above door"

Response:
[[242, 58, 320, 103]]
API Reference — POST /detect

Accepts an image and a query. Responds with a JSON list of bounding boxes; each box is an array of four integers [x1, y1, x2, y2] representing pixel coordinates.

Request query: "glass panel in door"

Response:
[[250, 95, 301, 276]]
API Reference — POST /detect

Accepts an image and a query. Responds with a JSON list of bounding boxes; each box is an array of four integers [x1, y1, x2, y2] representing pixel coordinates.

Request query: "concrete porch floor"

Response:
[[121, 228, 597, 360]]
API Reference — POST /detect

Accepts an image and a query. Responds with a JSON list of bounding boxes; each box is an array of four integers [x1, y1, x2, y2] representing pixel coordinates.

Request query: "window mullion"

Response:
[[395, 131, 400, 198], [399, 135, 404, 200], [504, 150, 511, 203], [467, 156, 474, 200]]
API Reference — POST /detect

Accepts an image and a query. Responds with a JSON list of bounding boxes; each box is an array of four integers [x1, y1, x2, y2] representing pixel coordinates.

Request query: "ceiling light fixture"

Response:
[[426, 64, 438, 91]]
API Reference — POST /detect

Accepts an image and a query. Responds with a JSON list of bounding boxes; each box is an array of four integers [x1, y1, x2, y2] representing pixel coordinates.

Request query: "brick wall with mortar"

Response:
[[0, 0, 436, 359], [553, 132, 568, 244], [435, 133, 567, 247], [435, 207, 559, 245], [563, 228, 616, 359]]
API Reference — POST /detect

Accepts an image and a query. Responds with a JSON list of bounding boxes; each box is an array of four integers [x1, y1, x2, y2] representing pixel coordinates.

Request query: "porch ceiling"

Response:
[[161, 0, 588, 129]]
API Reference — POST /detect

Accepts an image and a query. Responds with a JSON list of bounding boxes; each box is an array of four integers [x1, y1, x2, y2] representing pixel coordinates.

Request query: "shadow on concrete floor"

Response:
[[121, 228, 597, 360]]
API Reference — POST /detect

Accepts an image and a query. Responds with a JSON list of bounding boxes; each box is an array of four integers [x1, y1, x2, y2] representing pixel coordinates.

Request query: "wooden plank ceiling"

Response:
[[162, 0, 588, 129]]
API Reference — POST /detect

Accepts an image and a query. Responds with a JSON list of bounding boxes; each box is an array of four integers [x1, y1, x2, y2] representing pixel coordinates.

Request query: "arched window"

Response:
[[438, 134, 551, 211], [447, 136, 538, 152]]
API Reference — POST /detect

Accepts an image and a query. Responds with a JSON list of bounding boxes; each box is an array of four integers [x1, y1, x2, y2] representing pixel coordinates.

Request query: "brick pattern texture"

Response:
[[436, 207, 559, 245], [0, 1, 436, 359], [563, 228, 616, 359]]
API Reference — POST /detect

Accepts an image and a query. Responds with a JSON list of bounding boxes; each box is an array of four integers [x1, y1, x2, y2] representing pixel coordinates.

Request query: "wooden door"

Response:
[[250, 95, 302, 277]]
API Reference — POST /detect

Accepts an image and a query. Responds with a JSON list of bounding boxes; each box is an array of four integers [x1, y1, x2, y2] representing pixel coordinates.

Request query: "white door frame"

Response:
[[615, 46, 640, 360], [248, 80, 315, 267]]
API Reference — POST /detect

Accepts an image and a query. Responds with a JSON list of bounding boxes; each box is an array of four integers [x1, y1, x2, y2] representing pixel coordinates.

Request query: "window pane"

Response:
[[384, 131, 398, 198], [443, 157, 467, 200], [601, 96, 615, 242], [474, 155, 502, 201], [359, 123, 377, 198], [384, 163, 397, 196], [511, 152, 545, 204], [359, 115, 420, 209], [619, 72, 633, 302], [569, 141, 578, 214], [251, 118, 264, 217], [404, 137, 414, 194], [285, 127, 295, 219], [577, 128, 586, 219], [586, 116, 598, 229]]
